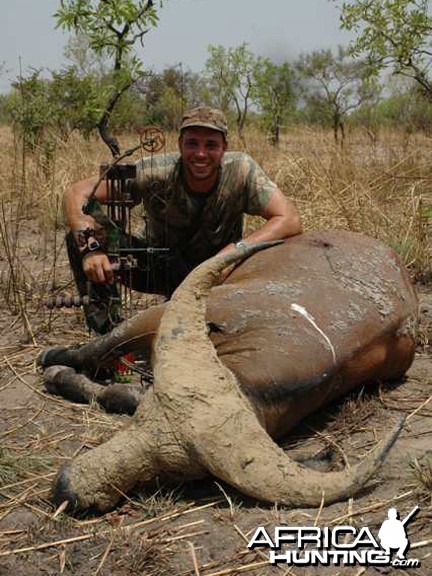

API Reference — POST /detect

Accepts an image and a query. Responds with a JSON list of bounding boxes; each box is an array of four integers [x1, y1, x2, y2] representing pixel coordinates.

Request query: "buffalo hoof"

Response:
[[51, 465, 81, 514], [99, 385, 142, 415], [43, 365, 91, 404], [37, 345, 83, 370]]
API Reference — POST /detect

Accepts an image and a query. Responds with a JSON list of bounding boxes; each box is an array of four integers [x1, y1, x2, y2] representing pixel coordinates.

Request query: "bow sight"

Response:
[[46, 126, 167, 322]]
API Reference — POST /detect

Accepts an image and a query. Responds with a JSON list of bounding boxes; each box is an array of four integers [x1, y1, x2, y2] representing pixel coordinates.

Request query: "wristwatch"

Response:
[[74, 228, 103, 258], [85, 237, 101, 251], [80, 239, 101, 258]]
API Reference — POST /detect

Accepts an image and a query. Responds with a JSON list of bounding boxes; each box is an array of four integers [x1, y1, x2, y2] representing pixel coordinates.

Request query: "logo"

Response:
[[247, 506, 421, 568]]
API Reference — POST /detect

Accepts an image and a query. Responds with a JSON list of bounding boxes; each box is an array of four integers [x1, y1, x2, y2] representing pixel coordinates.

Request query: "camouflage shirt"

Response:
[[130, 151, 278, 265]]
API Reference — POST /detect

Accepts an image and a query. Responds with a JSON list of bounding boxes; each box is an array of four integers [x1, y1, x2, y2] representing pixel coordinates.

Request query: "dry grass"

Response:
[[0, 124, 430, 311], [0, 123, 431, 575], [411, 455, 432, 497], [243, 126, 431, 283], [0, 122, 429, 348]]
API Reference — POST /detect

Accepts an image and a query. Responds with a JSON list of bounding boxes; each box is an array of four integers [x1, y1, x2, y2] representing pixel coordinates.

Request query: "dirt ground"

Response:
[[0, 220, 431, 576]]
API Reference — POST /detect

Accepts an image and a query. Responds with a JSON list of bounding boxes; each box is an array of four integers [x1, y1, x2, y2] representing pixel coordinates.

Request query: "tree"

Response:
[[149, 64, 200, 120], [370, 78, 432, 133], [49, 67, 106, 139], [63, 33, 110, 78], [0, 63, 8, 124], [296, 46, 376, 143], [334, 0, 432, 97], [7, 71, 58, 151], [0, 94, 8, 125], [254, 60, 297, 145], [135, 64, 204, 128], [55, 0, 163, 156], [204, 43, 262, 141]]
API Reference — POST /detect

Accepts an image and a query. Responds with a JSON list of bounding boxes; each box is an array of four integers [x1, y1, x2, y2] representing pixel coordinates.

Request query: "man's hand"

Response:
[[82, 252, 115, 284]]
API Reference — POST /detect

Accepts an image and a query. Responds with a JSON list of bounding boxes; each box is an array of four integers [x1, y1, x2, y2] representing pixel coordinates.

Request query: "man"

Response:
[[378, 508, 409, 559], [65, 106, 302, 333]]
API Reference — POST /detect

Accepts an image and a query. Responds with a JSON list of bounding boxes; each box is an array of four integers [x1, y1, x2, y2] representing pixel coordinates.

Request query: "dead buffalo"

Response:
[[39, 230, 418, 513]]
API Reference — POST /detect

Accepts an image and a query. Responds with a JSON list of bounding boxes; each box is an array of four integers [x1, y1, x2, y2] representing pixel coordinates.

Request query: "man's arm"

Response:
[[63, 176, 107, 230], [219, 187, 302, 256], [63, 177, 115, 284], [243, 187, 302, 243]]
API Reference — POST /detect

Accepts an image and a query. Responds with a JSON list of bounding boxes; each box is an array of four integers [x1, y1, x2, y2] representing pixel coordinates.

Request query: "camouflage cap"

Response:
[[180, 106, 228, 136]]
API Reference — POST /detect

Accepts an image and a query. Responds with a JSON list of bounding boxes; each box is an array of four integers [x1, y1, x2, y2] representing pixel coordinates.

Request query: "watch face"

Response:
[[88, 239, 101, 251]]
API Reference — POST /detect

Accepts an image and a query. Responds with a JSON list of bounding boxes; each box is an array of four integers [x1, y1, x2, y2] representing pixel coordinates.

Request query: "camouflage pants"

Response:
[[66, 231, 194, 334]]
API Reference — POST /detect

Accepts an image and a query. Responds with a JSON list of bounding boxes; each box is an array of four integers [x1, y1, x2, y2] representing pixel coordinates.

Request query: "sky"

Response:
[[0, 0, 355, 93]]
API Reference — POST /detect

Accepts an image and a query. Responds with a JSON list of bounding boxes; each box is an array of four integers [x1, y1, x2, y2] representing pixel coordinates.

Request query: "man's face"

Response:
[[179, 127, 227, 187]]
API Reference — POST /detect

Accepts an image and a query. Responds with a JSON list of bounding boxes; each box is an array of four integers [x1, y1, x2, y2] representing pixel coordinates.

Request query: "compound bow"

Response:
[[47, 126, 167, 325]]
